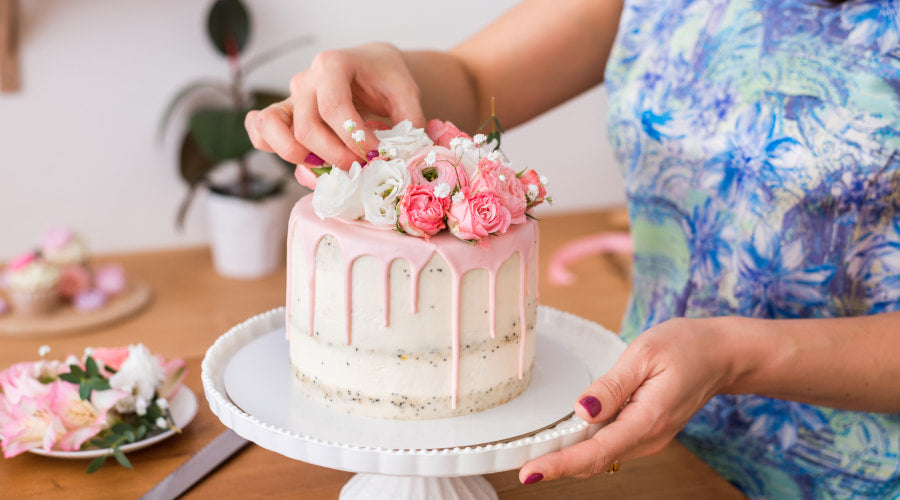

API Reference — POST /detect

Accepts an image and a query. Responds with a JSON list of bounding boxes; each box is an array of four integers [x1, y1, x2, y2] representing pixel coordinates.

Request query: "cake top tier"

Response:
[[306, 119, 549, 247]]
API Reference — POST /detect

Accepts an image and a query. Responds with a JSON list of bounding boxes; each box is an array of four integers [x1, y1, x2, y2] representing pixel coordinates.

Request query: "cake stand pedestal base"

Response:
[[340, 473, 497, 500]]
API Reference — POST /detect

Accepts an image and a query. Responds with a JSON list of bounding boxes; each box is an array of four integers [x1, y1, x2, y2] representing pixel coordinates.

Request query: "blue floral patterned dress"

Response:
[[604, 0, 900, 497]]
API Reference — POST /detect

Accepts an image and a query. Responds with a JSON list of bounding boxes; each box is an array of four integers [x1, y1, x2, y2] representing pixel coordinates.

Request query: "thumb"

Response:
[[574, 348, 647, 423]]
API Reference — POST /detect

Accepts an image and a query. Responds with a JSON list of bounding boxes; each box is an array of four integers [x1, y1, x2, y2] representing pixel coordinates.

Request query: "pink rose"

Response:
[[58, 265, 92, 299], [398, 184, 450, 238], [406, 146, 467, 188], [471, 159, 528, 224], [518, 169, 547, 208], [91, 346, 131, 371], [425, 119, 471, 149], [447, 187, 511, 245]]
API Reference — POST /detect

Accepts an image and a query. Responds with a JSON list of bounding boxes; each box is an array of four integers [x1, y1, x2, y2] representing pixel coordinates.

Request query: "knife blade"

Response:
[[140, 429, 250, 500]]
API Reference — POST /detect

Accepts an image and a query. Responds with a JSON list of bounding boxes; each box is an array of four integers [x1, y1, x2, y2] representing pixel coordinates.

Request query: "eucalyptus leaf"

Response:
[[189, 109, 254, 161], [87, 455, 107, 474], [79, 383, 92, 401], [85, 357, 99, 378], [113, 448, 133, 469], [207, 0, 250, 57]]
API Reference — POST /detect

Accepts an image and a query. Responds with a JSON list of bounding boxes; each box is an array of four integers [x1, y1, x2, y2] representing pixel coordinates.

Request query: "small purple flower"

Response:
[[73, 290, 107, 312]]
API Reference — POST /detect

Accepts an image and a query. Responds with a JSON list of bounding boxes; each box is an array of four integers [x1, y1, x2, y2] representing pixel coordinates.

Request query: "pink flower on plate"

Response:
[[398, 184, 450, 238], [425, 119, 471, 149], [58, 265, 92, 299], [0, 362, 48, 405], [447, 187, 511, 245], [470, 158, 528, 224], [518, 169, 547, 208], [406, 146, 467, 188], [156, 356, 187, 401], [48, 381, 126, 452], [0, 393, 65, 457], [42, 227, 73, 253], [91, 346, 131, 372], [93, 264, 127, 296]]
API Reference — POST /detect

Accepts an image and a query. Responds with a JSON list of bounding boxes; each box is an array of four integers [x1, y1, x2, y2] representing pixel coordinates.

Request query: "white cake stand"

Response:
[[201, 306, 625, 500]]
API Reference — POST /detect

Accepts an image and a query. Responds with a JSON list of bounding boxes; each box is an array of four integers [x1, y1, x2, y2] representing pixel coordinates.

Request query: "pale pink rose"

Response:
[[156, 356, 187, 401], [518, 169, 547, 207], [398, 184, 450, 238], [406, 146, 467, 188], [58, 265, 92, 299], [94, 264, 127, 296], [91, 346, 131, 372], [0, 393, 65, 457], [447, 187, 511, 245], [42, 227, 73, 253], [48, 381, 126, 452], [471, 159, 528, 224], [0, 362, 48, 404], [425, 119, 471, 149]]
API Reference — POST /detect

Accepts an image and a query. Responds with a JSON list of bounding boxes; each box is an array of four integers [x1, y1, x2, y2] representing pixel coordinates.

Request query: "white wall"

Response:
[[0, 0, 623, 261]]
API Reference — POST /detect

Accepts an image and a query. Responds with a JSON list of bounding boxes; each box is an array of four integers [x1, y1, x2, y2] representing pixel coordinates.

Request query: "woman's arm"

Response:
[[519, 311, 900, 481], [245, 0, 622, 186]]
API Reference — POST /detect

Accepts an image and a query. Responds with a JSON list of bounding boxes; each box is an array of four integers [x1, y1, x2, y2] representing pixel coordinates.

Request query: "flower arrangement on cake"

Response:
[[309, 117, 550, 246], [0, 345, 186, 472], [0, 228, 129, 317]]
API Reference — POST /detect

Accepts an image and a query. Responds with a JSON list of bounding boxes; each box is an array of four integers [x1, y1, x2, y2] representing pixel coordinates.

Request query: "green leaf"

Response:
[[87, 455, 107, 474], [68, 365, 85, 378], [79, 383, 92, 401], [250, 90, 287, 110], [157, 79, 232, 143], [113, 448, 133, 469], [135, 425, 148, 441], [207, 0, 250, 57], [487, 130, 501, 149], [189, 108, 254, 161], [85, 357, 99, 379], [59, 372, 81, 384], [311, 166, 332, 177], [111, 422, 132, 435], [89, 378, 111, 391]]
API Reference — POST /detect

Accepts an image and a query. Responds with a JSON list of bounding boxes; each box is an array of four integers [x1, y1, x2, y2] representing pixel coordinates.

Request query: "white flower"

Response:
[[425, 151, 437, 166], [343, 119, 356, 132], [360, 159, 410, 226], [378, 144, 399, 158], [487, 150, 503, 162], [312, 162, 365, 221], [498, 173, 506, 181], [38, 345, 50, 357], [539, 175, 548, 185], [452, 191, 465, 204], [374, 119, 433, 161], [434, 183, 451, 199], [352, 129, 366, 143], [157, 397, 169, 410], [473, 133, 486, 145], [155, 417, 167, 429], [527, 184, 539, 201], [109, 344, 165, 416], [83, 347, 94, 357]]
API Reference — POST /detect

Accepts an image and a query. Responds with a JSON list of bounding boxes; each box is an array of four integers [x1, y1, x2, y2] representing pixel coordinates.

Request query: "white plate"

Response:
[[203, 306, 627, 476], [224, 325, 591, 450], [28, 386, 198, 459]]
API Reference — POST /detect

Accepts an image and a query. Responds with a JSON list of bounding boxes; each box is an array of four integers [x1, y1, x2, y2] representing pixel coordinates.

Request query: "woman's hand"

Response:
[[244, 42, 426, 188], [519, 317, 739, 483]]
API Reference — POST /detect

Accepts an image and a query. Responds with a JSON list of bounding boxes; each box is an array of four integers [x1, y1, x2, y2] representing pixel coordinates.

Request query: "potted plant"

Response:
[[159, 0, 312, 279]]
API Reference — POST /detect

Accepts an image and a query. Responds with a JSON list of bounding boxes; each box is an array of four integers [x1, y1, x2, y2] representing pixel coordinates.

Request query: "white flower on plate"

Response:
[[313, 162, 365, 221], [434, 182, 451, 199], [109, 344, 165, 416], [360, 158, 410, 226], [374, 119, 433, 161]]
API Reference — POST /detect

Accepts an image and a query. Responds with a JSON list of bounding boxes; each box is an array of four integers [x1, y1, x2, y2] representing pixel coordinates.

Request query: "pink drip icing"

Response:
[[287, 196, 536, 409]]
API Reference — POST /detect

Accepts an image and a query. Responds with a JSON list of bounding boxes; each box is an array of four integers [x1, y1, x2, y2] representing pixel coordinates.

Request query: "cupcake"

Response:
[[6, 252, 61, 316], [41, 227, 89, 267]]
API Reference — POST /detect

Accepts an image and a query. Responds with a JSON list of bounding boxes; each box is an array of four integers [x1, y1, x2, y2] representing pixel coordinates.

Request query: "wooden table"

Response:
[[0, 209, 746, 499]]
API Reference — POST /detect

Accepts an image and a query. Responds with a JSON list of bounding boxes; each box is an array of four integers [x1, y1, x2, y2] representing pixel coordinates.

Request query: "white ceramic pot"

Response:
[[205, 191, 292, 279]]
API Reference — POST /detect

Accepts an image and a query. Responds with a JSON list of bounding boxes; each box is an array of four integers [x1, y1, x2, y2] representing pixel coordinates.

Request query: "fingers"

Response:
[[574, 345, 649, 423], [519, 404, 661, 482]]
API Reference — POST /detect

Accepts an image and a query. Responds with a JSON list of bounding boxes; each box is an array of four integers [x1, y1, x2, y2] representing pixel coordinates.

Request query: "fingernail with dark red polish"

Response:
[[579, 395, 602, 418], [523, 472, 543, 485], [305, 153, 325, 166], [366, 149, 379, 161]]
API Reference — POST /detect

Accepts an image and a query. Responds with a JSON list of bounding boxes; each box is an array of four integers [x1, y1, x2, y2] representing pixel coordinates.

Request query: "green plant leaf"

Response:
[[59, 372, 80, 384], [156, 79, 232, 143], [189, 108, 254, 161], [87, 455, 107, 474], [179, 134, 216, 186], [113, 448, 133, 469], [250, 90, 287, 110], [85, 357, 99, 378], [207, 0, 250, 57], [79, 382, 92, 401]]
